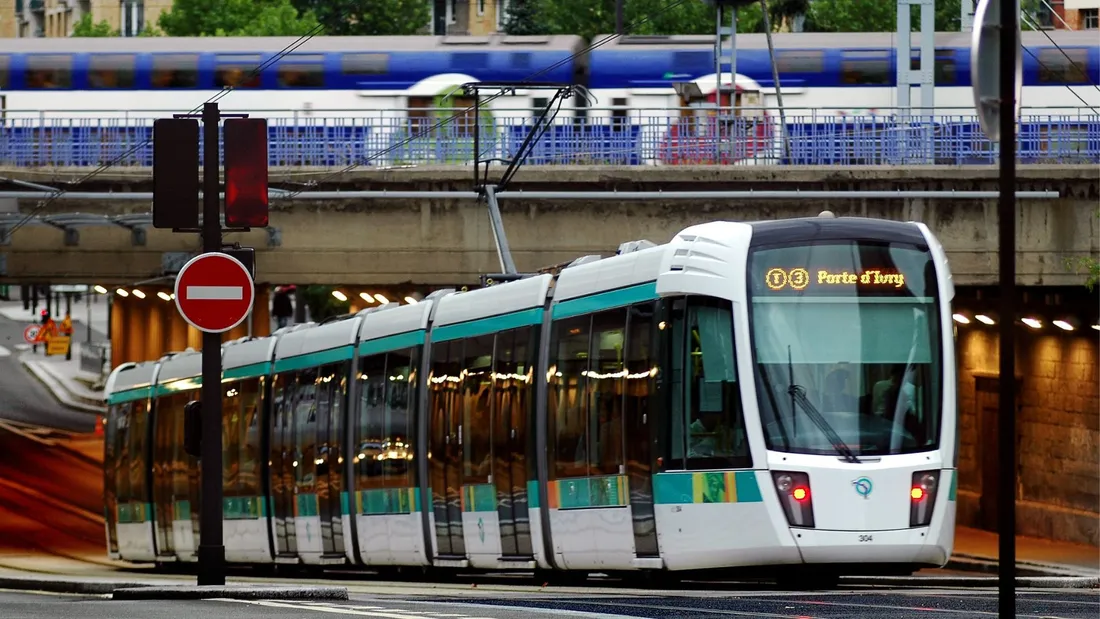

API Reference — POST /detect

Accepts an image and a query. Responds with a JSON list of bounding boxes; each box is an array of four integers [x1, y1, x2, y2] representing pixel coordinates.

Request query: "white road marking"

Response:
[[185, 285, 243, 300], [0, 345, 9, 357], [13, 344, 30, 351], [209, 599, 463, 619]]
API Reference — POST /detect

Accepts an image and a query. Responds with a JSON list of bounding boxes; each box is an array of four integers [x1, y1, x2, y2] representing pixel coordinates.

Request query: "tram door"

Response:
[[491, 328, 534, 558], [150, 400, 176, 557], [428, 340, 467, 559], [270, 375, 299, 558], [314, 365, 347, 558], [625, 303, 660, 557]]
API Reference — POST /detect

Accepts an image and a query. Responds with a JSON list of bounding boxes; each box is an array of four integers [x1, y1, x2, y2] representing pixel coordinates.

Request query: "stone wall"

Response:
[[956, 325, 1100, 546]]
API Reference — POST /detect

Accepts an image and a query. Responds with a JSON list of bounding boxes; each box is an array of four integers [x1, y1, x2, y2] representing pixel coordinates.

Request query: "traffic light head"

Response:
[[224, 118, 269, 228]]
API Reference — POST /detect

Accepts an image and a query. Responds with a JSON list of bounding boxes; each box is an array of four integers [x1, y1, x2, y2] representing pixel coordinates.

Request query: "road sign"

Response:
[[971, 0, 1022, 142], [23, 325, 39, 344], [173, 252, 255, 333]]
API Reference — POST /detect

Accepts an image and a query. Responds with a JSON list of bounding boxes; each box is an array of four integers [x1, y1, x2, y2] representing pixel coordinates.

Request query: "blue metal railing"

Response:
[[0, 108, 1096, 167]]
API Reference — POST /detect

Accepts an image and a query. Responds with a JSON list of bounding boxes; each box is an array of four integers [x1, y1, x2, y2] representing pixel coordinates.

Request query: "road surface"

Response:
[[0, 311, 100, 432]]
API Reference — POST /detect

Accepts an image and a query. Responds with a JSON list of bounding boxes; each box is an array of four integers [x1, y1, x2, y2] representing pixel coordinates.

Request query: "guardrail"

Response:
[[79, 341, 109, 378], [0, 107, 1097, 167]]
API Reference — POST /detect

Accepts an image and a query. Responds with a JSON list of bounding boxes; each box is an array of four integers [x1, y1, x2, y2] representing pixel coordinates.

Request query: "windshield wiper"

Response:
[[787, 346, 862, 464]]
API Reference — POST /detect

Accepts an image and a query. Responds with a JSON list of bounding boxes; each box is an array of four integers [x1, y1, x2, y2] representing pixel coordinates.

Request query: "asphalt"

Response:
[[0, 311, 100, 433], [0, 589, 1098, 618]]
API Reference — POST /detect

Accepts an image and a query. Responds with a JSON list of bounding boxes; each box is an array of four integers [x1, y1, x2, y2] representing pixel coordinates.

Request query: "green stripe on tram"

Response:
[[551, 282, 658, 320], [432, 308, 543, 343], [153, 377, 202, 397], [352, 488, 421, 515], [273, 345, 355, 374], [359, 331, 425, 356], [223, 362, 271, 381], [107, 386, 153, 405]]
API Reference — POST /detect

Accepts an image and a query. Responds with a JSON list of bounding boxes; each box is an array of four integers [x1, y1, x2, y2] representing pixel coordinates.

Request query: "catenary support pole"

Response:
[[198, 101, 226, 587], [996, 0, 1017, 615]]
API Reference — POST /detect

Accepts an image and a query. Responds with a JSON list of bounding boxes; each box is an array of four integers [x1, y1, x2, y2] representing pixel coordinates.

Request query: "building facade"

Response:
[[1039, 0, 1099, 29], [3, 0, 170, 38]]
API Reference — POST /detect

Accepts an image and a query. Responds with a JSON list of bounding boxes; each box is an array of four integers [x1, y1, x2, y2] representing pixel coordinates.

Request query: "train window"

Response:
[[223, 382, 243, 498], [216, 56, 262, 88], [151, 54, 198, 88], [26, 54, 72, 89], [910, 51, 957, 86], [668, 297, 750, 471], [0, 55, 9, 89], [88, 54, 136, 89], [776, 51, 824, 74], [1037, 48, 1090, 84], [548, 315, 590, 480], [357, 353, 388, 491], [840, 58, 891, 85], [383, 348, 417, 488], [342, 53, 388, 75], [612, 97, 629, 122], [278, 55, 324, 88]]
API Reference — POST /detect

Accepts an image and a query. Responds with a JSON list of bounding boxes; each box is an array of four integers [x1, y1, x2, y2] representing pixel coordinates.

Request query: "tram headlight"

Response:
[[909, 470, 941, 528], [771, 471, 815, 529]]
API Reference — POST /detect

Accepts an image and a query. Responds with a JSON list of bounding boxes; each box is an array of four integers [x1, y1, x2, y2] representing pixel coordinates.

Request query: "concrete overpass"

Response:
[[0, 164, 1096, 287]]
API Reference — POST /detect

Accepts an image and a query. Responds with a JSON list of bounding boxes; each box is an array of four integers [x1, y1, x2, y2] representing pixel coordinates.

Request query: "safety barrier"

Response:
[[80, 341, 109, 378], [0, 107, 1096, 167]]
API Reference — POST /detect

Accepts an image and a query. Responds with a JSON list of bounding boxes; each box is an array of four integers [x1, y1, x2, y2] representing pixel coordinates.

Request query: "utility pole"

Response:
[[152, 101, 267, 588]]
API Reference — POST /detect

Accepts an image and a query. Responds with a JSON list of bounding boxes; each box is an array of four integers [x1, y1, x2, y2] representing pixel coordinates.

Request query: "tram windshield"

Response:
[[747, 241, 942, 457]]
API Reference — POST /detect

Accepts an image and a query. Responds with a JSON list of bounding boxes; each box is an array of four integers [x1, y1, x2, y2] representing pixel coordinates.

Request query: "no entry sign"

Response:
[[174, 252, 255, 333]]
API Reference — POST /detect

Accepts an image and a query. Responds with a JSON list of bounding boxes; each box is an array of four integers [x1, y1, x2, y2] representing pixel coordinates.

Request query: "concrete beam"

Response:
[[0, 165, 1095, 286]]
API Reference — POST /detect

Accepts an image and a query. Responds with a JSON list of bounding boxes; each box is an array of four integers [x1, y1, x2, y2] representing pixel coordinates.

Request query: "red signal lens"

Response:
[[224, 118, 269, 228], [911, 487, 925, 500], [792, 487, 809, 501]]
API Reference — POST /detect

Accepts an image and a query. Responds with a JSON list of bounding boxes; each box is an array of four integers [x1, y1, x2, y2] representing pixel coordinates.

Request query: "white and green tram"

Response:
[[103, 215, 958, 583]]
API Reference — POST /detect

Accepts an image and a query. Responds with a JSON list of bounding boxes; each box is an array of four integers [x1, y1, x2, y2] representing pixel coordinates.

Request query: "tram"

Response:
[[103, 213, 957, 584]]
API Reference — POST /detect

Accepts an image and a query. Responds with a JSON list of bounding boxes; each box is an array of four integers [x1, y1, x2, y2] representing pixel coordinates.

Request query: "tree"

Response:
[[502, 0, 548, 35], [158, 0, 321, 37], [301, 286, 349, 322], [291, 0, 430, 36], [71, 14, 117, 36], [1066, 210, 1100, 291], [804, 0, 962, 32]]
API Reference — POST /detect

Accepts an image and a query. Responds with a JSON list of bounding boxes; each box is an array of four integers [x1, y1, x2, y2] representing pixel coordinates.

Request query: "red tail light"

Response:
[[910, 470, 940, 527], [771, 471, 815, 528]]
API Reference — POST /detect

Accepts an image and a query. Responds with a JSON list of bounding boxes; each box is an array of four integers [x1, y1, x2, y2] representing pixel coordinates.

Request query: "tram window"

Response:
[[110, 403, 131, 507], [548, 315, 590, 479], [840, 59, 891, 85], [26, 54, 72, 89], [216, 63, 261, 88], [278, 63, 324, 88], [491, 327, 535, 480], [0, 55, 10, 89], [151, 54, 198, 88], [776, 50, 824, 74], [295, 369, 319, 495], [88, 54, 136, 89], [127, 400, 149, 505], [384, 348, 417, 488], [668, 297, 750, 471], [585, 308, 627, 477], [357, 353, 388, 490], [239, 378, 262, 498], [624, 302, 657, 470], [461, 334, 494, 484], [223, 381, 243, 498], [909, 52, 957, 86], [1037, 48, 1090, 84], [342, 53, 388, 75]]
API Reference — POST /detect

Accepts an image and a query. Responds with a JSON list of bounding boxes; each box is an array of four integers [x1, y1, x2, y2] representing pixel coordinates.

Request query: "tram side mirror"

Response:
[[183, 400, 202, 458]]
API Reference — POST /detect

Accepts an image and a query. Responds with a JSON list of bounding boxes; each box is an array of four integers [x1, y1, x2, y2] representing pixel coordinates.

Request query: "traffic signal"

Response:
[[224, 118, 269, 228], [183, 400, 202, 457], [152, 118, 200, 229]]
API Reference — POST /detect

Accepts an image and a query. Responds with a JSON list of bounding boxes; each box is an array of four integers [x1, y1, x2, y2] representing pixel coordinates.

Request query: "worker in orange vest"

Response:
[[60, 313, 74, 359], [35, 311, 58, 354]]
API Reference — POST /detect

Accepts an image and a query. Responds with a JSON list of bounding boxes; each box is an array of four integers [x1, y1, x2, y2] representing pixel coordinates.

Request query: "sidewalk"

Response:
[[951, 525, 1100, 577]]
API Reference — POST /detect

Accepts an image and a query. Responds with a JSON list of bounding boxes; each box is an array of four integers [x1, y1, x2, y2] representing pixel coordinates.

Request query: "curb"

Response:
[[112, 585, 350, 601], [20, 357, 105, 415], [0, 577, 153, 595], [841, 575, 1100, 589]]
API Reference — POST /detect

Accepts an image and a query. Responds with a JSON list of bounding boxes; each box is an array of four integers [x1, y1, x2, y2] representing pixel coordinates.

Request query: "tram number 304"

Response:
[[858, 535, 874, 543]]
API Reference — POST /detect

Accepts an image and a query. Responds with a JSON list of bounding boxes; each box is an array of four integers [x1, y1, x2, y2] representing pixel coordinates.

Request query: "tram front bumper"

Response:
[[789, 526, 949, 566]]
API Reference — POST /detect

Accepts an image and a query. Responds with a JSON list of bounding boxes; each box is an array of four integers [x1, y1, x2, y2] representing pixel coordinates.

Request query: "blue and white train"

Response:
[[104, 213, 959, 584]]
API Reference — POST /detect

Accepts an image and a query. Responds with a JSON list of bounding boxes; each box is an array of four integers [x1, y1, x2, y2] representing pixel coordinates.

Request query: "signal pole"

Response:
[[153, 101, 267, 588], [197, 101, 226, 587]]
